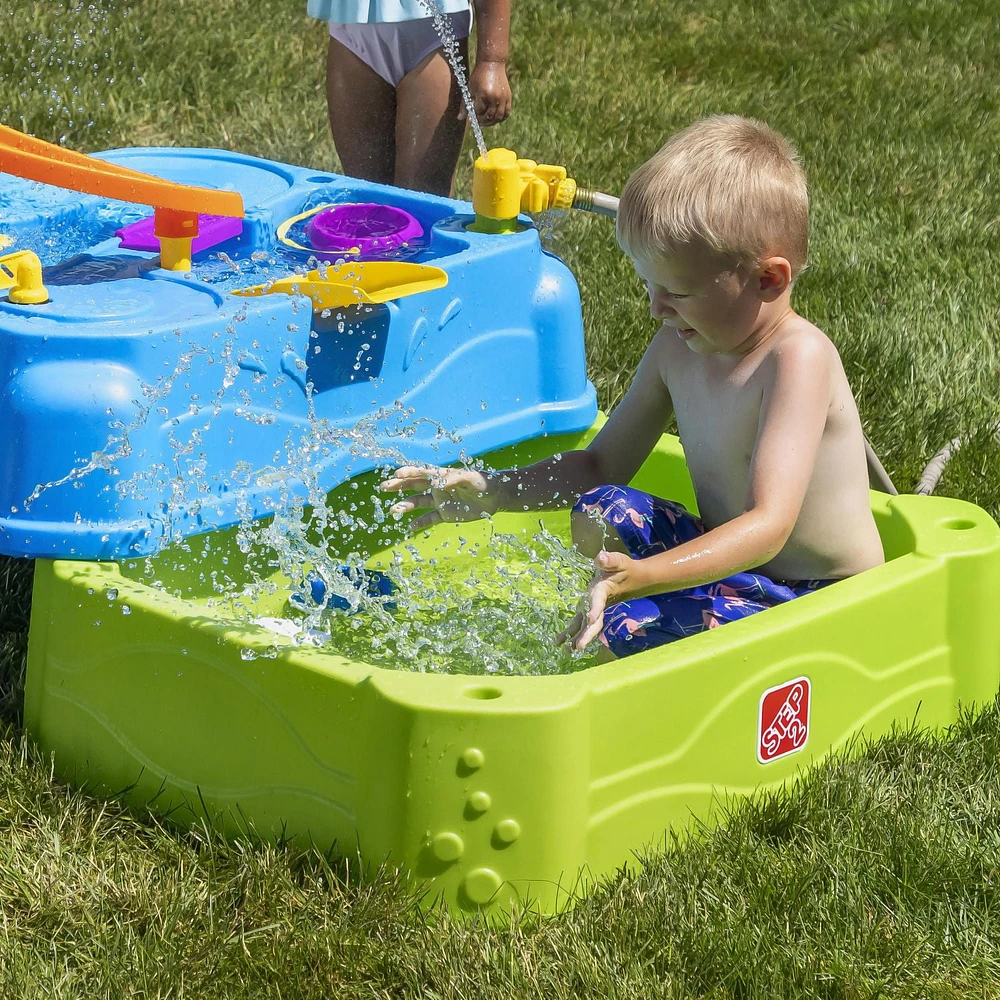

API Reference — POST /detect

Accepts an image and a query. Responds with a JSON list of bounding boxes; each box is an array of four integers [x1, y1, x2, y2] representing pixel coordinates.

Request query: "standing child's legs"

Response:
[[325, 15, 471, 197], [326, 35, 397, 186], [395, 42, 469, 196]]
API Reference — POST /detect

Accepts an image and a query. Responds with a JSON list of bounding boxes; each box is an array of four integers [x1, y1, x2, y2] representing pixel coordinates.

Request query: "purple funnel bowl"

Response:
[[306, 203, 423, 254]]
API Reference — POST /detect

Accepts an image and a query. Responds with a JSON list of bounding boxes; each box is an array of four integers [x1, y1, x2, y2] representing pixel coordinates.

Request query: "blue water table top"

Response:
[[0, 148, 596, 559]]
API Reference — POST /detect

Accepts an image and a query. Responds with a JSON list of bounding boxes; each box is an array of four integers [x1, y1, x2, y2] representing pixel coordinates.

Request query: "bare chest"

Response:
[[665, 359, 764, 464]]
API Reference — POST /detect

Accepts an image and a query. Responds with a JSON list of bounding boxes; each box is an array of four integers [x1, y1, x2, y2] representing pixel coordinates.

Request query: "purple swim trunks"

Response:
[[574, 485, 833, 658]]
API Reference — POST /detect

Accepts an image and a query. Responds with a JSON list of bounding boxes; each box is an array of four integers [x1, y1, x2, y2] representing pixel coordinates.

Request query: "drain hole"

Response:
[[940, 518, 977, 531], [465, 686, 502, 700]]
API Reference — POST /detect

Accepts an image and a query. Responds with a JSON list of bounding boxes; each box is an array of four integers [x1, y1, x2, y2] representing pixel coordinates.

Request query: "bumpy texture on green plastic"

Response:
[[25, 427, 1000, 915]]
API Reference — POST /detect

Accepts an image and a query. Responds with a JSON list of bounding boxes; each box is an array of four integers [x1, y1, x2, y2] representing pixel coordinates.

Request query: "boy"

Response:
[[381, 115, 884, 658]]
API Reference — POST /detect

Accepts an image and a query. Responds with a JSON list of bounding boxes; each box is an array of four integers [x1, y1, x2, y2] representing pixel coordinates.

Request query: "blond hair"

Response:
[[617, 115, 809, 277]]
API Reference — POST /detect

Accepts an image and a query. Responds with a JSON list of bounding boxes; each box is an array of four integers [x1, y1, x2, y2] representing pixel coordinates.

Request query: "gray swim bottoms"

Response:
[[328, 9, 472, 87]]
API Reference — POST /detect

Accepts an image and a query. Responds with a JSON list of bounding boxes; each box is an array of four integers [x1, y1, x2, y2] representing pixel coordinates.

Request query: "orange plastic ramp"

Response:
[[0, 124, 243, 218]]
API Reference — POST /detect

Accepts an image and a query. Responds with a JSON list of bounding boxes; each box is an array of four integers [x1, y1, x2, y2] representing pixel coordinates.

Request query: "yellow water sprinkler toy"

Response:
[[471, 147, 619, 233]]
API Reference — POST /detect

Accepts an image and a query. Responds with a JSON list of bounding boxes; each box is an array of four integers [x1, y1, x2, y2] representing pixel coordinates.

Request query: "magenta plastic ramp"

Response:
[[115, 213, 243, 254]]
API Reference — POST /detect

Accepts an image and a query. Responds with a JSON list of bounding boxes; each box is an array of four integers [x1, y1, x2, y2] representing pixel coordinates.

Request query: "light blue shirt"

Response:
[[307, 0, 470, 22]]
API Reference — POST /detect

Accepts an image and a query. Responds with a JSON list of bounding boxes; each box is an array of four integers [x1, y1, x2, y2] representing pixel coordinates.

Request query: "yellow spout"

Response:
[[470, 148, 578, 233], [0, 249, 49, 305]]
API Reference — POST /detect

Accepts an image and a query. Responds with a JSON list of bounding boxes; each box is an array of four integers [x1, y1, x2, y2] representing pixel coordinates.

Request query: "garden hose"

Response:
[[915, 422, 1000, 496]]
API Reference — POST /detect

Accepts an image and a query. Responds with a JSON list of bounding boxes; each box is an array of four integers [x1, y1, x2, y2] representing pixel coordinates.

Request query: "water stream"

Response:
[[416, 0, 488, 159]]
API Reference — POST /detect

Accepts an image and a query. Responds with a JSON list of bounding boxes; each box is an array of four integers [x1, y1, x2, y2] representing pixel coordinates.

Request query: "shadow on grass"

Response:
[[0, 556, 31, 728]]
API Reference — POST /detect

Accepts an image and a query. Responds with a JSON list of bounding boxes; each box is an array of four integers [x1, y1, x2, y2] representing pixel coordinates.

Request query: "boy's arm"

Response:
[[468, 0, 512, 125], [382, 332, 674, 525], [492, 330, 675, 510], [566, 335, 832, 648]]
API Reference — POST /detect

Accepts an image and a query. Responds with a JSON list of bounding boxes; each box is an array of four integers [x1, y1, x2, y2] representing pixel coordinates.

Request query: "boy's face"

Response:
[[632, 248, 768, 355]]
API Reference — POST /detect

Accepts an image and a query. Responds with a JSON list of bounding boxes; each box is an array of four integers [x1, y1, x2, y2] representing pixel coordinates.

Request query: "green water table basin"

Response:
[[25, 425, 1000, 915]]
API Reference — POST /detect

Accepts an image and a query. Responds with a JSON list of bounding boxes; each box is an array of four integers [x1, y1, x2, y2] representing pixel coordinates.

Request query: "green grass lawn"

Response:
[[3, 0, 1000, 994]]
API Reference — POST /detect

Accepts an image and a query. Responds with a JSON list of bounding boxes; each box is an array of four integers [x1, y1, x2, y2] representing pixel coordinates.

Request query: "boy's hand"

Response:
[[464, 60, 511, 126], [557, 550, 644, 651], [380, 466, 497, 530]]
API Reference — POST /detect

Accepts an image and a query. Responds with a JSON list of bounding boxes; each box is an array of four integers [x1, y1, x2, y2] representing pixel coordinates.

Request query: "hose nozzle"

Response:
[[571, 187, 620, 218]]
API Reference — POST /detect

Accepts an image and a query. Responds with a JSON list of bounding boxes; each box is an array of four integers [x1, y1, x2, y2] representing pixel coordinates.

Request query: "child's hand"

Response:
[[556, 551, 643, 651], [464, 60, 512, 126], [380, 466, 496, 530]]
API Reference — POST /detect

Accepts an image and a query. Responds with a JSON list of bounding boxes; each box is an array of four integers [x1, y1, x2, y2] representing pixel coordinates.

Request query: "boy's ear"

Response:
[[757, 257, 792, 300]]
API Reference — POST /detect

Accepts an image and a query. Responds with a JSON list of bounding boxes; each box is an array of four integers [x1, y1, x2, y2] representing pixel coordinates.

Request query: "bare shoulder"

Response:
[[651, 322, 682, 355], [646, 323, 687, 374], [766, 315, 842, 381], [775, 314, 838, 360]]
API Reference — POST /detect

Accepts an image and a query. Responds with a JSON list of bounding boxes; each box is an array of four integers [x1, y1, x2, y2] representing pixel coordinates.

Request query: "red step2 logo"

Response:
[[758, 677, 810, 763]]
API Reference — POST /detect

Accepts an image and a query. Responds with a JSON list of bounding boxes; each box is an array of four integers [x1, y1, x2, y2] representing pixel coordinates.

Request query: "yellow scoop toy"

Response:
[[234, 260, 447, 311]]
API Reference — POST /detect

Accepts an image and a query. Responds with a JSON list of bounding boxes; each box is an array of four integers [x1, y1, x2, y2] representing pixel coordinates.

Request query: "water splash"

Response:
[[304, 525, 595, 675], [118, 375, 596, 674], [57, 357, 598, 673], [0, 1, 132, 145], [415, 0, 488, 158]]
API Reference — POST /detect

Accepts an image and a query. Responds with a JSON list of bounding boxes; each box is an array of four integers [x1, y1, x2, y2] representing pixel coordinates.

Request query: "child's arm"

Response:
[[562, 334, 834, 649], [467, 0, 512, 125], [381, 332, 674, 528]]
